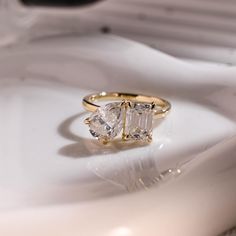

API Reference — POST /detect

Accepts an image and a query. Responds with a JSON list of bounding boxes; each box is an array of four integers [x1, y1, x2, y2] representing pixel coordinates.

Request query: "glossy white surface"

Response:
[[11, 0, 236, 64], [0, 35, 235, 235]]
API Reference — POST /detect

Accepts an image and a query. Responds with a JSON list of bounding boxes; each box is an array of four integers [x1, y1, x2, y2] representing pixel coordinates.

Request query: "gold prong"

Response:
[[98, 137, 109, 145], [121, 100, 130, 142], [147, 135, 153, 143], [151, 102, 156, 110], [84, 117, 90, 125], [121, 100, 131, 108], [127, 101, 132, 108], [122, 134, 129, 141], [120, 100, 125, 106], [102, 140, 109, 145]]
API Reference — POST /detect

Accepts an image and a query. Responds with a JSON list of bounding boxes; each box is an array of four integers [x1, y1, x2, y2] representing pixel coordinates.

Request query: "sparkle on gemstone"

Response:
[[125, 103, 153, 141], [88, 102, 124, 140], [86, 102, 154, 142]]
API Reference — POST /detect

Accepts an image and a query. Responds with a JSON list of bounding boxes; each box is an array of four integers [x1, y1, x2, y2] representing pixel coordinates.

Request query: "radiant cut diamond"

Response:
[[88, 102, 124, 140], [125, 103, 153, 141]]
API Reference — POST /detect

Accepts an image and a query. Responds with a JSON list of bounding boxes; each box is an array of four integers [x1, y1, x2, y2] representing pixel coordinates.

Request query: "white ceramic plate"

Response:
[[0, 34, 235, 236]]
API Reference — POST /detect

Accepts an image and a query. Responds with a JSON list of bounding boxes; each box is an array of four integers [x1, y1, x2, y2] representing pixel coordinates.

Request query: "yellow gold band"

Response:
[[82, 92, 171, 118]]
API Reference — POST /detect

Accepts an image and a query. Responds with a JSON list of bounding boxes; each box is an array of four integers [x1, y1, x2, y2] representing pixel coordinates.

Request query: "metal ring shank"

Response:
[[83, 92, 171, 118]]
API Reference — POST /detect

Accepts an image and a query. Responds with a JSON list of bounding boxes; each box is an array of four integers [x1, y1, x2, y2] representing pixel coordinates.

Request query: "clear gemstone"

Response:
[[125, 103, 153, 141], [88, 102, 124, 140]]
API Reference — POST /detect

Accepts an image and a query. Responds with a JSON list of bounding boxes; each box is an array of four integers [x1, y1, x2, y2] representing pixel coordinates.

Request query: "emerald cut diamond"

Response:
[[125, 103, 153, 141]]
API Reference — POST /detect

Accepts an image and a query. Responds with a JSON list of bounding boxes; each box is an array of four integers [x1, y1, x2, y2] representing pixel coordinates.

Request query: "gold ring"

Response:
[[83, 92, 171, 144]]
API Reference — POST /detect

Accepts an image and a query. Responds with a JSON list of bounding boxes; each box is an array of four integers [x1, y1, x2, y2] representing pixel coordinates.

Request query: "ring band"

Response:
[[83, 92, 171, 118], [83, 92, 171, 144]]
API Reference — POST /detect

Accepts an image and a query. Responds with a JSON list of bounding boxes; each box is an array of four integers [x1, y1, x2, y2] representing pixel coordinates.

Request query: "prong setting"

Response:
[[122, 134, 130, 141], [84, 117, 90, 125], [121, 100, 132, 108], [147, 134, 153, 143], [98, 137, 109, 145], [151, 102, 156, 110], [86, 101, 154, 144]]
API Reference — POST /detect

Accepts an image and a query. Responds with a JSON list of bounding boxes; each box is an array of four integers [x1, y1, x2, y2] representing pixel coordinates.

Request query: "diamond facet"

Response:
[[125, 103, 154, 141], [88, 102, 124, 141], [85, 101, 154, 143]]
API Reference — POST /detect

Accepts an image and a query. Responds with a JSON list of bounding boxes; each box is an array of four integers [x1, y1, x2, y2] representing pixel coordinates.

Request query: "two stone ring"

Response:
[[82, 92, 171, 144]]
